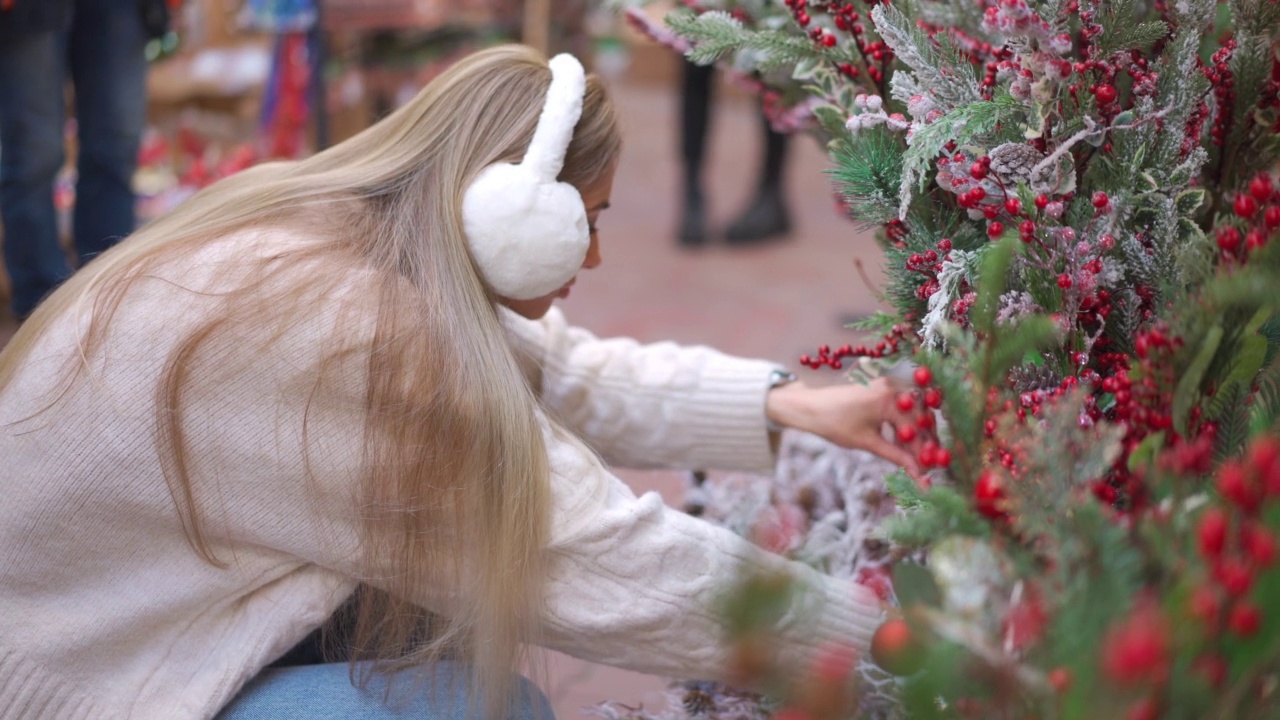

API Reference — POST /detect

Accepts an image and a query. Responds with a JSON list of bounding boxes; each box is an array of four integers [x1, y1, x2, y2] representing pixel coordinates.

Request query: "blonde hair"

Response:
[[0, 45, 621, 716]]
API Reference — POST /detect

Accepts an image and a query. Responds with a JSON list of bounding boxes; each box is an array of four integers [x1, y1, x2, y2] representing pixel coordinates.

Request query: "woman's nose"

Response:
[[582, 233, 602, 269]]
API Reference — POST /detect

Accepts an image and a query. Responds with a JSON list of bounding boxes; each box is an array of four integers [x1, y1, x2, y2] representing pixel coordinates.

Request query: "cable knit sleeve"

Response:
[[536, 422, 884, 681], [501, 307, 781, 474]]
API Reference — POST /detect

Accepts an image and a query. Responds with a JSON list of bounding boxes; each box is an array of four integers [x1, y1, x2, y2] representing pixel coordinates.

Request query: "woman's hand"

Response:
[[766, 377, 928, 478]]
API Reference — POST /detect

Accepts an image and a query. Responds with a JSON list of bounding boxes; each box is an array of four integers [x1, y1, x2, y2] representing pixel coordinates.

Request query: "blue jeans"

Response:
[[217, 662, 556, 719], [0, 0, 146, 318]]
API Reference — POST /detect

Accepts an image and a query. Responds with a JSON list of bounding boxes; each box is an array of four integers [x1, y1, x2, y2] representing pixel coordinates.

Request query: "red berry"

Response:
[[1092, 191, 1110, 208], [1234, 194, 1259, 219], [1246, 230, 1267, 250], [1198, 508, 1229, 557], [1218, 462, 1260, 513], [938, 238, 953, 251], [1101, 602, 1169, 685], [1228, 602, 1262, 637], [923, 388, 943, 409], [916, 412, 936, 430], [1248, 437, 1280, 478], [918, 443, 938, 467], [1217, 227, 1242, 252], [1034, 194, 1049, 209], [1249, 174, 1274, 202], [1244, 525, 1277, 567], [821, 33, 836, 47], [987, 221, 1005, 238], [1094, 83, 1117, 104], [897, 424, 918, 443], [970, 162, 988, 179], [1266, 206, 1280, 229], [913, 366, 932, 387], [870, 618, 926, 676], [896, 392, 916, 413], [1215, 558, 1254, 596], [974, 471, 1005, 518], [1004, 197, 1022, 215], [933, 447, 952, 467], [1048, 667, 1072, 693], [1057, 273, 1072, 289]]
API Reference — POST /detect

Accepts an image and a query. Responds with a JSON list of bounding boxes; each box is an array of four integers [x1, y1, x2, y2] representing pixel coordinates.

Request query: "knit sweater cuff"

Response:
[[678, 356, 780, 474]]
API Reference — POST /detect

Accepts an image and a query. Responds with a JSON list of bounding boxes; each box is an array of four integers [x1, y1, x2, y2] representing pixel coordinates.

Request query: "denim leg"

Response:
[[0, 31, 72, 318], [217, 662, 556, 720], [67, 0, 147, 263]]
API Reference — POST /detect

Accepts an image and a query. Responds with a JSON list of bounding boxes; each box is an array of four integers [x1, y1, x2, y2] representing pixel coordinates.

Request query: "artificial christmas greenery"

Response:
[[617, 0, 1280, 717]]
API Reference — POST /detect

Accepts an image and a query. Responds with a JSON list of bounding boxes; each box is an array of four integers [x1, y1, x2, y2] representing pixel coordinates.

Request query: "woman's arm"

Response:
[[501, 306, 779, 473], [532, 422, 884, 681], [502, 307, 924, 477]]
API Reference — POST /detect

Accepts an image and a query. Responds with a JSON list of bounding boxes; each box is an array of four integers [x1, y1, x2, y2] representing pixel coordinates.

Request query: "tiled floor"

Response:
[[0, 72, 889, 717]]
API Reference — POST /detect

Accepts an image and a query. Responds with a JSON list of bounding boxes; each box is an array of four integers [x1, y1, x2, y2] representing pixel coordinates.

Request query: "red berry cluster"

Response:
[[1202, 39, 1237, 148], [1217, 172, 1280, 260], [973, 469, 1007, 520], [1088, 325, 1194, 511], [1261, 56, 1280, 133], [902, 366, 952, 470], [1191, 438, 1280, 650], [798, 323, 911, 368], [1100, 597, 1171, 719], [781, 0, 894, 85]]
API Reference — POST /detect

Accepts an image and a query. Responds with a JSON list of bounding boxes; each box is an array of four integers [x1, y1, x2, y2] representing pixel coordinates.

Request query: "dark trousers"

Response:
[[0, 0, 147, 317], [679, 60, 788, 197]]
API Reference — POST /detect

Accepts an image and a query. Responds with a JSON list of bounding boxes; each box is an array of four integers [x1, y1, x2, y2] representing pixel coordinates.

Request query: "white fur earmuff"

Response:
[[462, 54, 590, 300]]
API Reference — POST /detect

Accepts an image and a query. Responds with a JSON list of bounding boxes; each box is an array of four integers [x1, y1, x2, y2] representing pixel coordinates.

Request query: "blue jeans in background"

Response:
[[217, 662, 556, 720], [0, 0, 146, 319]]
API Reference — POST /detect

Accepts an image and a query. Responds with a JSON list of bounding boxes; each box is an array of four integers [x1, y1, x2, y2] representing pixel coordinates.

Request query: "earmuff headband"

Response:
[[462, 54, 593, 301]]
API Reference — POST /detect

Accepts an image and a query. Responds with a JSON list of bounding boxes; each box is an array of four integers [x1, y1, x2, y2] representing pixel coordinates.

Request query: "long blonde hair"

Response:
[[0, 45, 621, 715]]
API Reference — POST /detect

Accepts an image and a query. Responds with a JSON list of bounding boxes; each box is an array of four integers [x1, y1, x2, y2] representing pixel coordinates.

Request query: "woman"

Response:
[[0, 46, 919, 719]]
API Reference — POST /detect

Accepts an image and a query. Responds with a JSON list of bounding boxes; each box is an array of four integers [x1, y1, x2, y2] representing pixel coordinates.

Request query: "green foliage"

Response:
[[896, 95, 1021, 214], [1252, 359, 1280, 434], [871, 3, 980, 111], [1219, 0, 1280, 186], [830, 128, 906, 224], [971, 237, 1019, 336], [1094, 0, 1169, 57], [651, 0, 1280, 716], [844, 311, 900, 333], [881, 470, 989, 548], [665, 9, 834, 70], [892, 562, 943, 608], [1211, 379, 1252, 464], [1046, 504, 1145, 662], [1173, 324, 1223, 435]]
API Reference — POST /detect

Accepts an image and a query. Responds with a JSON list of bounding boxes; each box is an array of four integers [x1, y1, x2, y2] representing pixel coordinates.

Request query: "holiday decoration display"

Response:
[[613, 0, 1280, 717]]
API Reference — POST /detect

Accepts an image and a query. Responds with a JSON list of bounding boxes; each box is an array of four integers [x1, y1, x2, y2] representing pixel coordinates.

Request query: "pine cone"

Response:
[[988, 142, 1045, 187], [1009, 363, 1063, 394]]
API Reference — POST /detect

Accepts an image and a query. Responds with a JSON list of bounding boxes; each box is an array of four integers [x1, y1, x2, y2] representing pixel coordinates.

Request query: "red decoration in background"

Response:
[[266, 33, 311, 159]]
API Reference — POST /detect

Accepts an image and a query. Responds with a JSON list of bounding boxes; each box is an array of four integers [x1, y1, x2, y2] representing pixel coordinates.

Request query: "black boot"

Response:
[[725, 189, 791, 244], [726, 113, 792, 245], [679, 187, 709, 247]]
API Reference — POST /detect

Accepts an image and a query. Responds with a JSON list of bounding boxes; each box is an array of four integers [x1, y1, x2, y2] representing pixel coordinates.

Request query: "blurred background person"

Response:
[[678, 58, 791, 248], [0, 0, 166, 322]]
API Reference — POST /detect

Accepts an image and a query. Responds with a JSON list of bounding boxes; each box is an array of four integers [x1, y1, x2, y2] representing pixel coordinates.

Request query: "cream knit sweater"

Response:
[[0, 230, 883, 719]]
